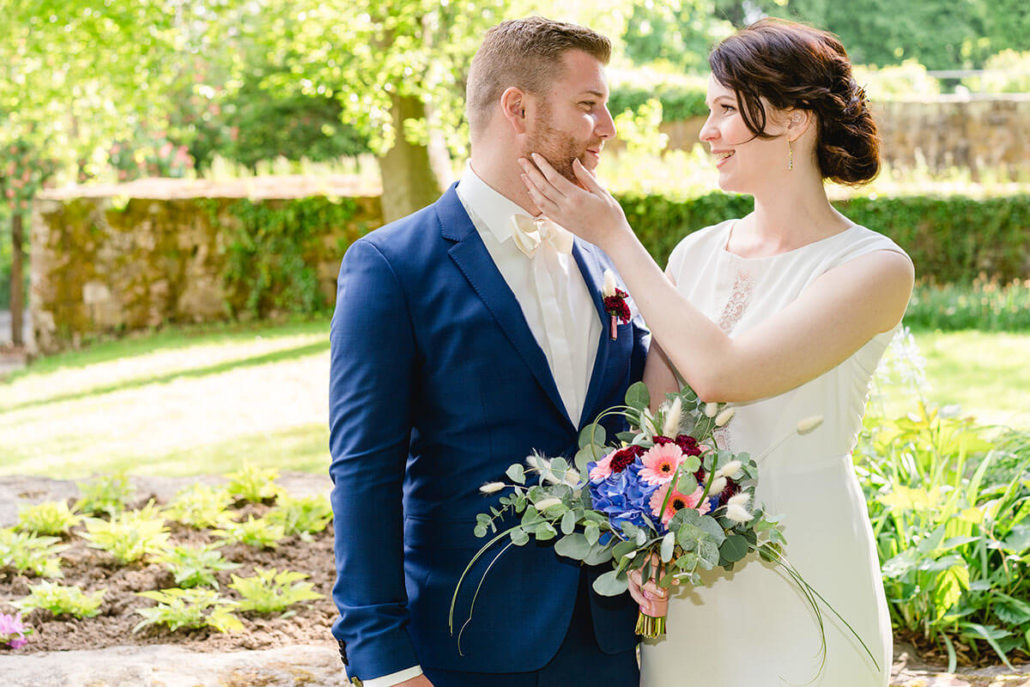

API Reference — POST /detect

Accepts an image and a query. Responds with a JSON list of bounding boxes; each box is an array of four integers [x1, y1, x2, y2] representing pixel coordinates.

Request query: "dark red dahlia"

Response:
[[604, 289, 631, 323], [675, 434, 702, 456], [609, 444, 645, 473]]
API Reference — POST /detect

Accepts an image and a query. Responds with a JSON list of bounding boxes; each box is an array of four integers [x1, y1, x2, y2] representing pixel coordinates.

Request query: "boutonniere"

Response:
[[602, 269, 631, 341]]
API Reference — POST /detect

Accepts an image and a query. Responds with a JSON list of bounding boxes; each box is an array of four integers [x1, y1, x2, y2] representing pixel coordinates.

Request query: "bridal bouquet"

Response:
[[451, 382, 876, 672]]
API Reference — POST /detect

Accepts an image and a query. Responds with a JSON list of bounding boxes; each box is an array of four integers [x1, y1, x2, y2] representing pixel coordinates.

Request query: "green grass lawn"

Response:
[[1, 321, 1027, 478]]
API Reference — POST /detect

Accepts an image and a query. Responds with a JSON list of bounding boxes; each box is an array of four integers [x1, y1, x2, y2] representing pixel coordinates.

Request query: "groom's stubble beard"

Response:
[[524, 100, 596, 184]]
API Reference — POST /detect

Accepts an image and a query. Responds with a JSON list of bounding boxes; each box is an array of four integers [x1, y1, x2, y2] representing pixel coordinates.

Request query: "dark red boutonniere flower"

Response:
[[602, 269, 631, 341]]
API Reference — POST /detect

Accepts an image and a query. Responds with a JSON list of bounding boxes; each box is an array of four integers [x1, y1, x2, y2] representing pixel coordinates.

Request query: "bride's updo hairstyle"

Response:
[[709, 18, 879, 185]]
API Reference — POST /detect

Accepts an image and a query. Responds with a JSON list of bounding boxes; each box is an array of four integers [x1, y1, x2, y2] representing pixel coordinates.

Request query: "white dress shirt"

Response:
[[358, 167, 601, 687], [457, 166, 601, 426]]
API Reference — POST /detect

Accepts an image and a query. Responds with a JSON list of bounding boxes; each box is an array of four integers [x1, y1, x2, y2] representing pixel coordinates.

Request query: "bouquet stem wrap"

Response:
[[635, 611, 666, 639]]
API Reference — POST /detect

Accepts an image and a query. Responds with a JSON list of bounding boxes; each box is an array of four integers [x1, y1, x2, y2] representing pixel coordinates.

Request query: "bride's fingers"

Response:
[[571, 159, 607, 196], [518, 158, 566, 206], [528, 153, 578, 195]]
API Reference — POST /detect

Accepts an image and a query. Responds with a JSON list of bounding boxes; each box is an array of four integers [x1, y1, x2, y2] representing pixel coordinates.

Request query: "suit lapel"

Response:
[[574, 241, 619, 428], [436, 187, 572, 426]]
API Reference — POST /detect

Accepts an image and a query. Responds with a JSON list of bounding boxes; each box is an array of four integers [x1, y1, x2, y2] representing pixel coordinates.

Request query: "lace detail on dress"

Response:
[[718, 269, 755, 333]]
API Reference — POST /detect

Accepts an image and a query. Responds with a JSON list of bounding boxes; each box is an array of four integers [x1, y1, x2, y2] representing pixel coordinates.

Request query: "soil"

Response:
[[3, 474, 1030, 687], [0, 473, 339, 655]]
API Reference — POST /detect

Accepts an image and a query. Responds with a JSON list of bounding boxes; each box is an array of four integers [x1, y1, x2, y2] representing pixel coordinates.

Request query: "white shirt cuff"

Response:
[[356, 665, 423, 687]]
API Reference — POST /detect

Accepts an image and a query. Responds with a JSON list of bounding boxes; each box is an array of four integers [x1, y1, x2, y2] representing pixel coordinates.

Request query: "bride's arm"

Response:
[[521, 155, 914, 403], [643, 340, 681, 412]]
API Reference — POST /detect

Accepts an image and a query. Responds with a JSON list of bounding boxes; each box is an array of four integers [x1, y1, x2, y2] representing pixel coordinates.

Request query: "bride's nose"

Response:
[[699, 116, 718, 142]]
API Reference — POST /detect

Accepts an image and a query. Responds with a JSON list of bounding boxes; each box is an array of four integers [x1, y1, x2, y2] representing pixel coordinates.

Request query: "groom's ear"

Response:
[[500, 86, 529, 134]]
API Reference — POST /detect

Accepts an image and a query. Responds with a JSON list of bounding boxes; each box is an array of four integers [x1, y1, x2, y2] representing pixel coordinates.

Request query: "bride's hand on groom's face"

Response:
[[518, 154, 630, 249]]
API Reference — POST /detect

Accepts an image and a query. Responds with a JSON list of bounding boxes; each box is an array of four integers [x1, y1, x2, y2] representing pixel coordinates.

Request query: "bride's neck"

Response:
[[734, 185, 849, 257]]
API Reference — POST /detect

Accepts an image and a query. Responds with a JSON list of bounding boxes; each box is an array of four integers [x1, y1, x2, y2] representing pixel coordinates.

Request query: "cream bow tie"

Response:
[[510, 214, 574, 257]]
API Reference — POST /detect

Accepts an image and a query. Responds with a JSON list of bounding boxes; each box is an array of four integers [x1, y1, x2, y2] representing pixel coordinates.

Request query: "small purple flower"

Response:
[[0, 612, 30, 650]]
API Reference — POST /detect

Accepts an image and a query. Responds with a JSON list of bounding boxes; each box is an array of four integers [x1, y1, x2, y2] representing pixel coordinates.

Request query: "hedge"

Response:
[[617, 192, 1030, 283]]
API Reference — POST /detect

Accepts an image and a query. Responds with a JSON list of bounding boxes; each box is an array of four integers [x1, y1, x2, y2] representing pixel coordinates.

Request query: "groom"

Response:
[[328, 16, 648, 687]]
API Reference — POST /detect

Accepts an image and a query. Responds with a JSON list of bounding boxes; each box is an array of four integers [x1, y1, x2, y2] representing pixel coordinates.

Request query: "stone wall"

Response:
[[658, 96, 1029, 177], [28, 98, 1028, 354], [30, 178, 382, 354]]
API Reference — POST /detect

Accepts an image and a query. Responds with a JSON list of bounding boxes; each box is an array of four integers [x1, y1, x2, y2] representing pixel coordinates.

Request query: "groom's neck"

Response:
[[470, 153, 541, 216]]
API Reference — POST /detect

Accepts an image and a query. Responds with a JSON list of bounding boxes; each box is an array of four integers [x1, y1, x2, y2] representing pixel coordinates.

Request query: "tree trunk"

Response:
[[10, 212, 23, 347], [377, 93, 444, 224]]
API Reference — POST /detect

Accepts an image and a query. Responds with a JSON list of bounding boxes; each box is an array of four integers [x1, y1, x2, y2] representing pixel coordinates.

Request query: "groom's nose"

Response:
[[595, 106, 616, 140]]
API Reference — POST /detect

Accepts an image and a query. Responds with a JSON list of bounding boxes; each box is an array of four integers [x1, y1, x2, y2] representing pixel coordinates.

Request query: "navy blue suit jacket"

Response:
[[328, 184, 649, 681]]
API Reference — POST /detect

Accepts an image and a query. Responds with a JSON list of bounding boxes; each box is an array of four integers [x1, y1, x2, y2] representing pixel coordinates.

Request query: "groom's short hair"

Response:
[[466, 16, 611, 134]]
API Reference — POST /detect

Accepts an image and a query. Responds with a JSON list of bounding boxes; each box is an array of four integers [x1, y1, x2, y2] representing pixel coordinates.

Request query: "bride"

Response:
[[520, 18, 913, 686]]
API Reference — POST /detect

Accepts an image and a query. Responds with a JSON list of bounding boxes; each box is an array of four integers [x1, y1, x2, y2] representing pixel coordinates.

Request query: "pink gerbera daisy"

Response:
[[650, 484, 711, 526], [638, 443, 684, 486], [589, 453, 615, 480]]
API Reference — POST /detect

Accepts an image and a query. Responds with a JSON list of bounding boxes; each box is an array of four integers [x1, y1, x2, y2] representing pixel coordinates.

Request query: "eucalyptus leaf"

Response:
[[592, 570, 629, 597], [510, 528, 529, 546], [585, 523, 600, 546], [625, 381, 650, 410], [676, 473, 698, 494], [660, 532, 675, 562], [506, 464, 526, 484], [612, 540, 638, 561], [575, 445, 604, 473], [578, 424, 606, 450], [554, 533, 592, 560], [584, 543, 614, 566], [561, 510, 577, 535], [719, 534, 749, 564], [681, 455, 701, 474], [473, 525, 487, 538], [535, 523, 557, 542]]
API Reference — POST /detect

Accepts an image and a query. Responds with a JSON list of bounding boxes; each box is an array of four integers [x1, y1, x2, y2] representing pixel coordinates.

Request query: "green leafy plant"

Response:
[[856, 404, 1030, 670], [214, 516, 285, 550], [79, 502, 170, 564], [266, 495, 332, 540], [0, 528, 67, 578], [75, 472, 134, 518], [133, 588, 242, 633], [156, 544, 240, 589], [15, 501, 82, 536], [225, 465, 283, 504], [164, 483, 233, 529], [14, 581, 106, 619], [229, 568, 322, 613]]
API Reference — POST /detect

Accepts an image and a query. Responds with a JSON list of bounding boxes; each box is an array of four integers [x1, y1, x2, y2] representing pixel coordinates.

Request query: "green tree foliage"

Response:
[[0, 0, 182, 337], [622, 0, 734, 70], [716, 0, 1004, 70]]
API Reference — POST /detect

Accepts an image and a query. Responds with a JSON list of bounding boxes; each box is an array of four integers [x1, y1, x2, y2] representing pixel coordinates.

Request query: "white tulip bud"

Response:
[[479, 482, 506, 494], [704, 402, 719, 418]]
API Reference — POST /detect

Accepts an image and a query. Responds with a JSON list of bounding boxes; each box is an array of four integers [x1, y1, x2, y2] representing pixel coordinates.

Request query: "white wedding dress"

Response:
[[640, 220, 908, 687]]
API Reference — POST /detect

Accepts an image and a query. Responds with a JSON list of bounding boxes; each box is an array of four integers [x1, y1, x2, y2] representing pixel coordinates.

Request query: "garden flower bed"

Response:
[[0, 471, 338, 654]]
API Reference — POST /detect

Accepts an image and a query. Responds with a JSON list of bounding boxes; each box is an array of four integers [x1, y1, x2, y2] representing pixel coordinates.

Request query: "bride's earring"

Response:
[[787, 139, 793, 171]]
